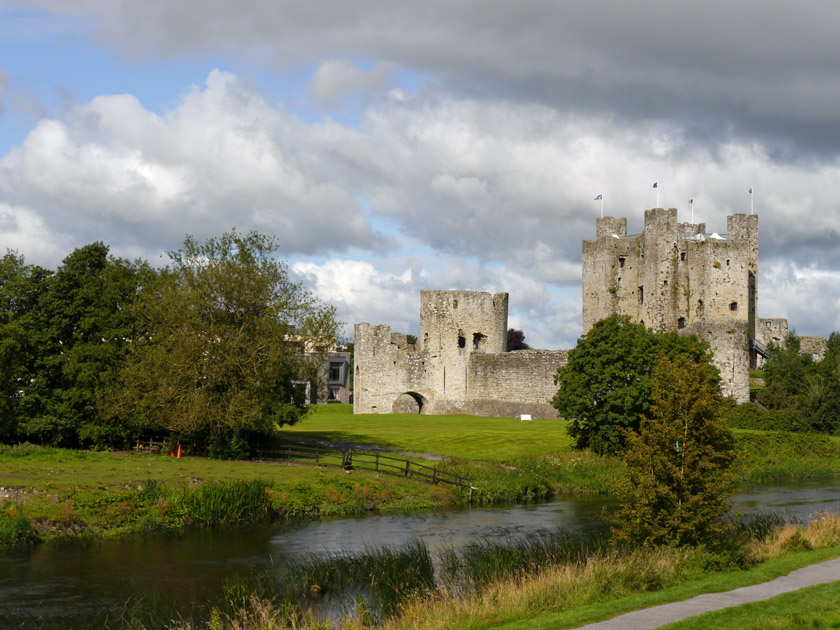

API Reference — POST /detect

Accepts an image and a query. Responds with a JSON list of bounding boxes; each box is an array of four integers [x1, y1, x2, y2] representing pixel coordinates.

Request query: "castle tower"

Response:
[[582, 208, 758, 402]]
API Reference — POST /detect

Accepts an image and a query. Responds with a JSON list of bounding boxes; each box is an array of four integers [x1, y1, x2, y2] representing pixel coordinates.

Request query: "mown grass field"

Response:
[[279, 403, 573, 460]]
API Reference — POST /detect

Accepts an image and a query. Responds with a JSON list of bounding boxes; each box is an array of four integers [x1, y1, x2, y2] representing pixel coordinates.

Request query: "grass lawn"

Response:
[[280, 403, 573, 461], [489, 547, 840, 630], [662, 579, 840, 629], [0, 445, 449, 531]]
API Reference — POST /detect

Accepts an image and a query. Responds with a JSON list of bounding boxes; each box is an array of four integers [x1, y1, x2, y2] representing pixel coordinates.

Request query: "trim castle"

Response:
[[354, 208, 824, 415]]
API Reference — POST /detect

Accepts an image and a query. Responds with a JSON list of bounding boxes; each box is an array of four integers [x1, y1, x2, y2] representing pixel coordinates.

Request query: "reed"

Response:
[[439, 523, 611, 592], [282, 539, 435, 616], [176, 480, 273, 527], [0, 510, 39, 551]]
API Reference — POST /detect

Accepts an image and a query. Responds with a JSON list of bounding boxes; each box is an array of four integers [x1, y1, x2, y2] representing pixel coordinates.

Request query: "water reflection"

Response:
[[1, 479, 839, 627]]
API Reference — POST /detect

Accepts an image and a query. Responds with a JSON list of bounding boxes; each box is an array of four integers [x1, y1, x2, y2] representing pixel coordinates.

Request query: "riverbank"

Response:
[[3, 405, 840, 552], [134, 512, 840, 630]]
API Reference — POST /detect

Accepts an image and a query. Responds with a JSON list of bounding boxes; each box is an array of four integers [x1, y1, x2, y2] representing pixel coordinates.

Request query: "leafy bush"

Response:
[[727, 403, 810, 433]]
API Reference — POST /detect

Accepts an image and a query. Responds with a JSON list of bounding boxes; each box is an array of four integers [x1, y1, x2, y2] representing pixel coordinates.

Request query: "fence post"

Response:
[[432, 468, 437, 484], [404, 460, 410, 478], [375, 453, 379, 472]]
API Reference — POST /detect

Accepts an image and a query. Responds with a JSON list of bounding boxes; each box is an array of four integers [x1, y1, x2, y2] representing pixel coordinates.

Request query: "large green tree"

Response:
[[16, 244, 154, 447], [611, 357, 737, 547], [553, 315, 711, 454], [112, 230, 338, 456], [757, 332, 813, 411], [804, 332, 840, 435], [0, 251, 51, 441]]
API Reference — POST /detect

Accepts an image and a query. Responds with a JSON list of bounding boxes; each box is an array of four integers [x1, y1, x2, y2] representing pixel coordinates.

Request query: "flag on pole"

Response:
[[652, 182, 658, 189], [594, 194, 602, 200], [749, 187, 752, 194]]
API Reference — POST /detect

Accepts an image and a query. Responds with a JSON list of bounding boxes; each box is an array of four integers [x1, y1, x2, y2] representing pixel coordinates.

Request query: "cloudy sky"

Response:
[[2, 2, 839, 347]]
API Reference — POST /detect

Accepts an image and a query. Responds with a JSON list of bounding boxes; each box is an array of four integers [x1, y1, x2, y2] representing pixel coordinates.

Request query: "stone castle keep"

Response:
[[583, 208, 758, 401], [354, 291, 568, 418], [355, 207, 821, 414]]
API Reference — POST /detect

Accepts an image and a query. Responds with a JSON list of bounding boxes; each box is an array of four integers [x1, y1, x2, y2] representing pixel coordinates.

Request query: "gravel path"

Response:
[[279, 436, 447, 461], [573, 556, 840, 629]]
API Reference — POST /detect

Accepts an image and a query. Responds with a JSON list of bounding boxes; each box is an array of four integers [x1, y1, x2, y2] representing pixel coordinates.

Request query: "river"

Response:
[[3, 479, 840, 627]]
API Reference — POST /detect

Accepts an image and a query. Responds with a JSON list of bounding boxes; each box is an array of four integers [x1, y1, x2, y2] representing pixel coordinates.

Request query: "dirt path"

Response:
[[278, 436, 447, 461], [573, 556, 840, 629]]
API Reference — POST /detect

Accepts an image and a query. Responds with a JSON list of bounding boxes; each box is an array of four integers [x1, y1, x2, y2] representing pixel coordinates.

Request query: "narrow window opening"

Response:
[[730, 302, 738, 311], [726, 259, 730, 266], [663, 280, 668, 287], [618, 256, 626, 268], [458, 334, 466, 348], [678, 317, 686, 329], [453, 299, 458, 309], [766, 321, 771, 328], [473, 332, 486, 350], [640, 319, 645, 326], [680, 252, 686, 262], [638, 286, 644, 304]]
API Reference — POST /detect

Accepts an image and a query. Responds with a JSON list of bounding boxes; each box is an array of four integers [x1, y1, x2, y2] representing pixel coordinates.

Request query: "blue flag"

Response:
[[749, 187, 753, 194], [594, 194, 602, 200], [652, 182, 658, 189]]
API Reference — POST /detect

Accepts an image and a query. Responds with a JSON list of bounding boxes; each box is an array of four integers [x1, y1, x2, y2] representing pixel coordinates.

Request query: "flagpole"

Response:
[[750, 187, 754, 215], [600, 196, 604, 218], [689, 198, 694, 224]]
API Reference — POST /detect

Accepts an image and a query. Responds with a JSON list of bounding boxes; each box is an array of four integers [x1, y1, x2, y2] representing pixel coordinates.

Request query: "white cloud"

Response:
[[760, 261, 840, 336], [3, 66, 840, 345], [0, 70, 377, 265], [307, 60, 392, 108]]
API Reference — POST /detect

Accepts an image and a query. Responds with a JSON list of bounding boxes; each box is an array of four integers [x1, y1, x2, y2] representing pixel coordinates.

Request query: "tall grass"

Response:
[[282, 540, 435, 617], [177, 480, 272, 527], [0, 510, 39, 552], [439, 523, 611, 592]]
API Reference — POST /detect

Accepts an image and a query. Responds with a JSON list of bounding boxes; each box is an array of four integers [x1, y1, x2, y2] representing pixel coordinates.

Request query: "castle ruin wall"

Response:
[[354, 291, 565, 418]]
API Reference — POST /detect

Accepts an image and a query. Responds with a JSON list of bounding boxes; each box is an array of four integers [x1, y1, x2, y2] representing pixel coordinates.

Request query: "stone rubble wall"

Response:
[[354, 291, 565, 417]]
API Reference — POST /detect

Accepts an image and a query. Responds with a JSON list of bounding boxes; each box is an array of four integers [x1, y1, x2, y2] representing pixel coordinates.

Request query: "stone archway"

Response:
[[392, 392, 426, 414]]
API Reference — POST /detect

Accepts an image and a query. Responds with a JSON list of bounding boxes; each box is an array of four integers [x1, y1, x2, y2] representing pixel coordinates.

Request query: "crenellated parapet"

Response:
[[582, 207, 760, 402]]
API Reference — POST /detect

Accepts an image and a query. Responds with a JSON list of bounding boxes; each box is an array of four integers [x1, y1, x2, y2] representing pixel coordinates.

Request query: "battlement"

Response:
[[582, 207, 759, 401]]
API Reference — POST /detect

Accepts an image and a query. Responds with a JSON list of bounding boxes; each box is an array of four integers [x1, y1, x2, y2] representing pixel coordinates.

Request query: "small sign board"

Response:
[[520, 414, 532, 422]]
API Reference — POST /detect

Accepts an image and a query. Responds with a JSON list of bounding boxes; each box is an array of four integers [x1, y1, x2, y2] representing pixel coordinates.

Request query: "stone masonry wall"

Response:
[[800, 336, 828, 361], [757, 318, 788, 348], [466, 350, 568, 418], [582, 208, 758, 402], [354, 291, 565, 418]]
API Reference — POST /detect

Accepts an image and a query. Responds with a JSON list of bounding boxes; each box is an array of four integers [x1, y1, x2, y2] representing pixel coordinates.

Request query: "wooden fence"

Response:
[[256, 444, 475, 495]]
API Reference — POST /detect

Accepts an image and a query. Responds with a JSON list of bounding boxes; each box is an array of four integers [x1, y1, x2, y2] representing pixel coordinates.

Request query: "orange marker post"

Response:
[[177, 445, 182, 459]]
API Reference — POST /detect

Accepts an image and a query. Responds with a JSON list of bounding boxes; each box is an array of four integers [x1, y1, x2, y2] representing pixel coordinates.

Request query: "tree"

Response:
[[7, 244, 152, 447], [804, 331, 840, 435], [0, 251, 51, 442], [507, 328, 530, 350], [553, 315, 711, 454], [757, 332, 812, 411], [611, 357, 737, 547], [112, 230, 338, 456]]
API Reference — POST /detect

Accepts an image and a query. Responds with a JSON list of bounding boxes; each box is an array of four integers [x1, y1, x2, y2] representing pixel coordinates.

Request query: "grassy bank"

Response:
[[135, 512, 840, 630], [0, 441, 457, 551], [3, 405, 840, 552]]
